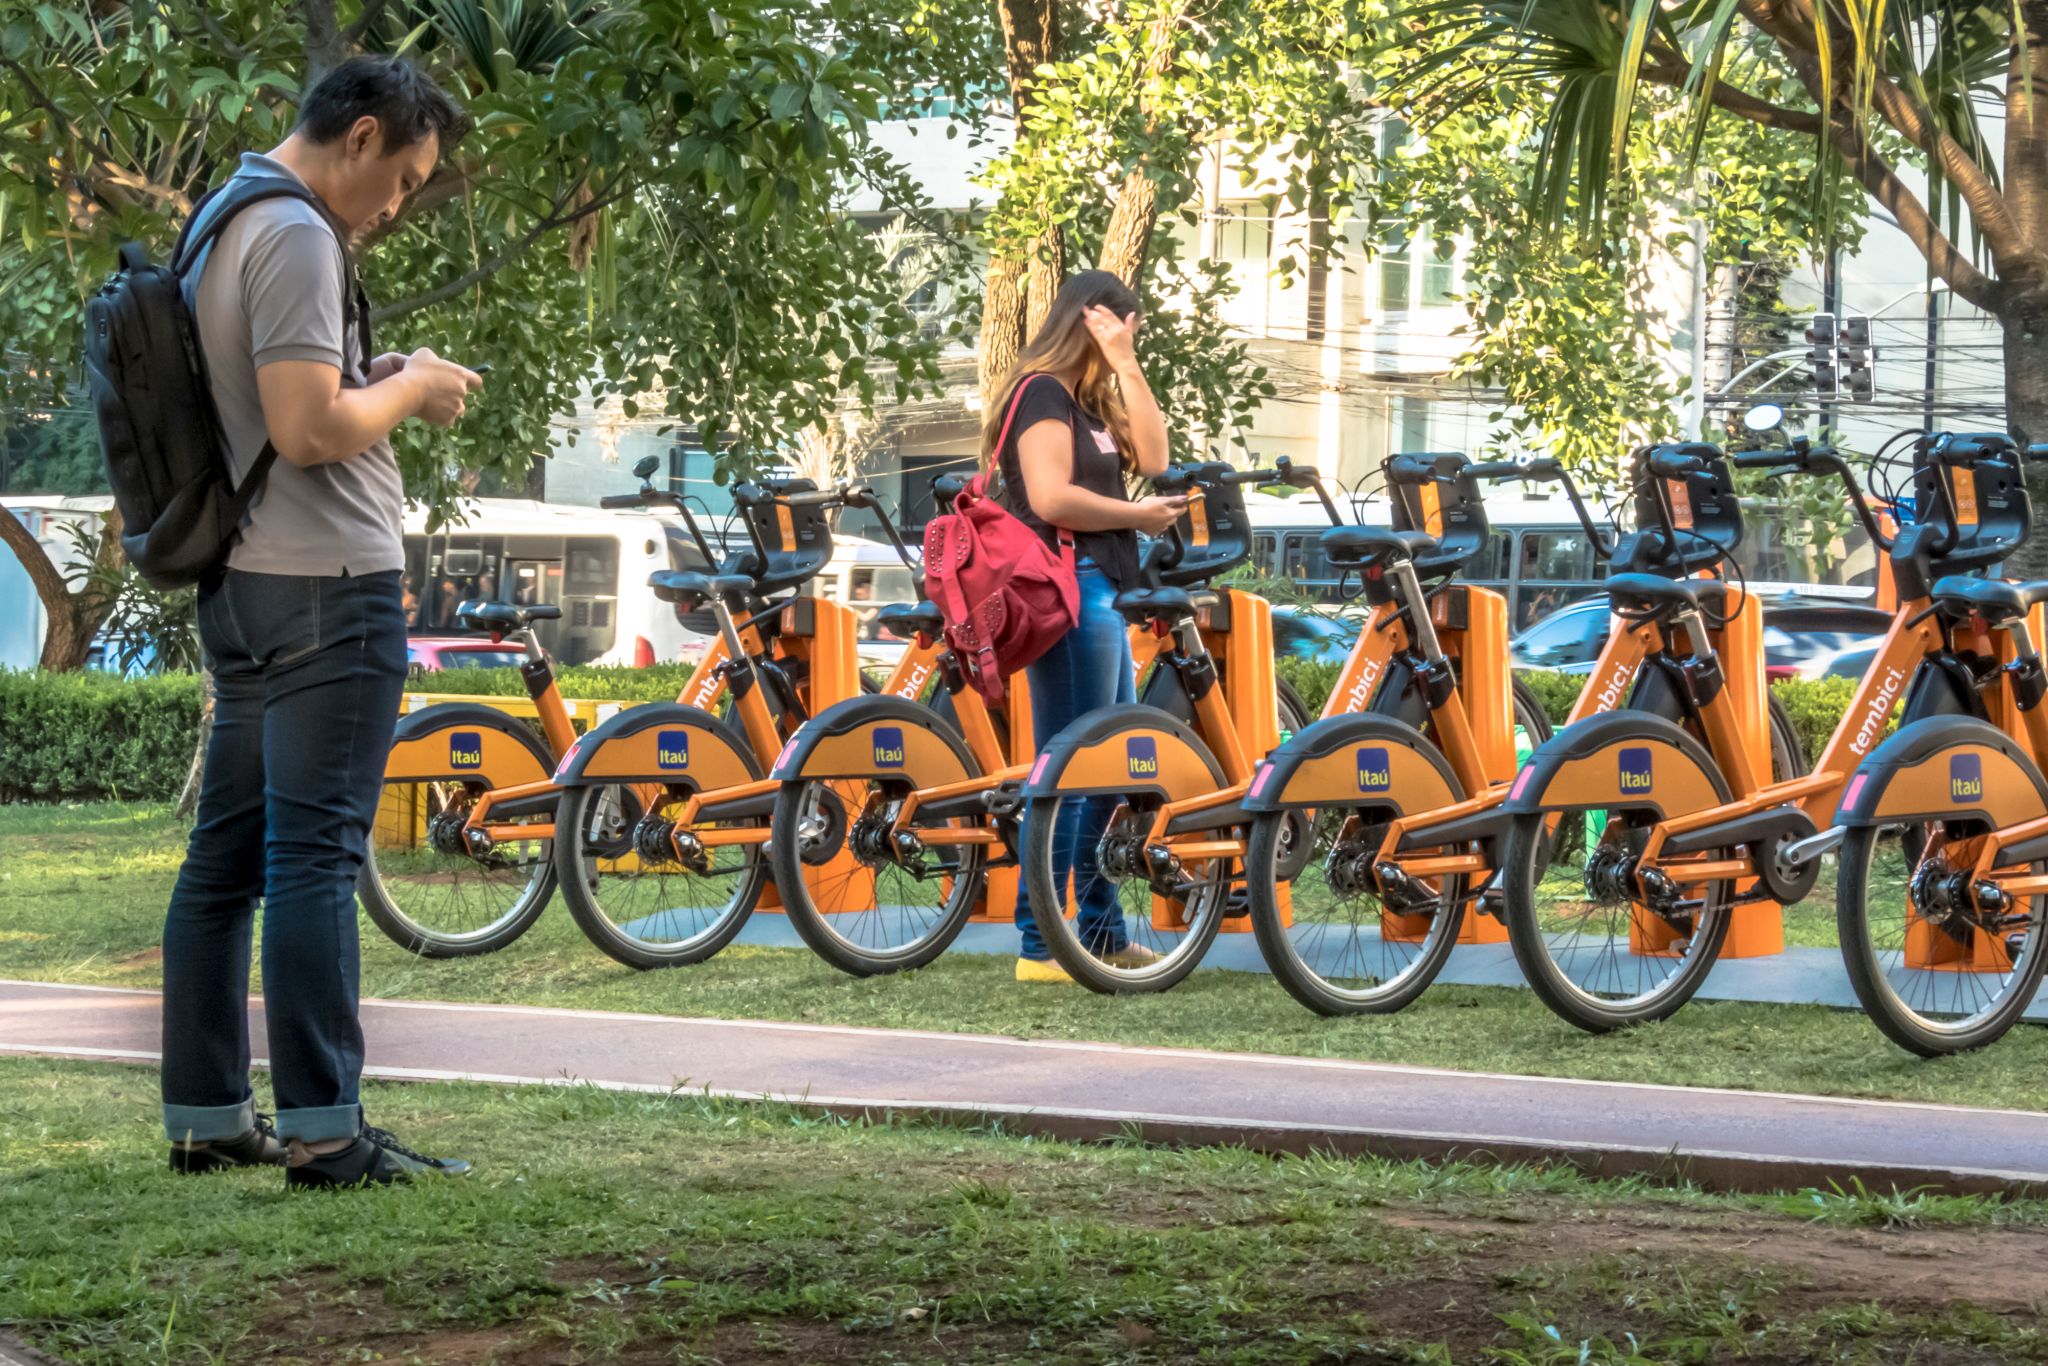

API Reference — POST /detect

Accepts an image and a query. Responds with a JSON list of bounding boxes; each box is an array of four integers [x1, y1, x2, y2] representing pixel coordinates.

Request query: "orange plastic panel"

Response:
[[1703, 585, 1780, 957]]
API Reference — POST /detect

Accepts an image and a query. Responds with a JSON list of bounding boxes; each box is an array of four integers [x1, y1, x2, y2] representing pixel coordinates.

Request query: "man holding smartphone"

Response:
[[160, 56, 486, 1189]]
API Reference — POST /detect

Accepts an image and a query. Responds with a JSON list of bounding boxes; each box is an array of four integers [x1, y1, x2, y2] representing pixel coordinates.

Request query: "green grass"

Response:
[[7, 803, 2048, 1114], [7, 1056, 2048, 1364]]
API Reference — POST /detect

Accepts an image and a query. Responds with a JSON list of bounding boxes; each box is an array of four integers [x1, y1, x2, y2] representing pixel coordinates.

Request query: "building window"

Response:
[[1379, 231, 1412, 314], [1394, 395, 1431, 454], [1422, 237, 1457, 308]]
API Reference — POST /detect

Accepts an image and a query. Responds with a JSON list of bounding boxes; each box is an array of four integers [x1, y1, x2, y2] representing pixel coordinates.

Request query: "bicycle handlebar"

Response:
[[1646, 450, 1705, 478], [1456, 454, 1611, 562], [597, 493, 645, 509]]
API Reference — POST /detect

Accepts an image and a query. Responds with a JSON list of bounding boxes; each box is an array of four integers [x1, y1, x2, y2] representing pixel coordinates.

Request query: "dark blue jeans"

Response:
[[1015, 562, 1137, 960], [161, 569, 407, 1143]]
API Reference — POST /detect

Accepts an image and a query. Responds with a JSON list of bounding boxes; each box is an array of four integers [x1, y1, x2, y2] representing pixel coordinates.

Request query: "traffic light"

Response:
[[1806, 313, 1840, 400], [1840, 315, 1877, 403]]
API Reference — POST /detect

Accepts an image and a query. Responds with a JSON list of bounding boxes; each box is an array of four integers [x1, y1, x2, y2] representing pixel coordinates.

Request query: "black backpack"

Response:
[[83, 177, 357, 590]]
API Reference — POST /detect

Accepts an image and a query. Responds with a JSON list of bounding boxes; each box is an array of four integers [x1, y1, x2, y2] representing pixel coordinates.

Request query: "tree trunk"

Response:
[[176, 669, 215, 820], [979, 0, 1064, 408], [2002, 6, 2048, 574], [0, 502, 93, 670], [979, 255, 1028, 411], [1094, 0, 1190, 287], [301, 0, 345, 80]]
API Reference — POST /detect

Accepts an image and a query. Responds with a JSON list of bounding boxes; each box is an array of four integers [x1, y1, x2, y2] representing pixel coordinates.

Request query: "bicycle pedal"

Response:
[[982, 783, 1024, 817]]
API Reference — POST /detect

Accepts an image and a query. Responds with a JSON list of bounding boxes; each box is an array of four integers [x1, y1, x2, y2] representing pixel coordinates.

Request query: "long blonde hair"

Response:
[[981, 270, 1143, 474]]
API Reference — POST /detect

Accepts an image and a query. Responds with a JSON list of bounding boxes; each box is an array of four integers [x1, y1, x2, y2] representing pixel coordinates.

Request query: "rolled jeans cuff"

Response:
[[275, 1103, 363, 1143], [163, 1097, 255, 1144]]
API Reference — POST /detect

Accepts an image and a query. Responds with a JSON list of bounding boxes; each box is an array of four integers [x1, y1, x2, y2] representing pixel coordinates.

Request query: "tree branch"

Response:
[[341, 0, 395, 48], [1744, 0, 2028, 263], [369, 181, 633, 323], [1640, 60, 1822, 134], [0, 504, 77, 639]]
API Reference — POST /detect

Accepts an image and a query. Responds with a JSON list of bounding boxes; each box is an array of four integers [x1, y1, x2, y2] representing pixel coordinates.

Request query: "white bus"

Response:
[[405, 501, 928, 670], [1245, 484, 1877, 630], [402, 499, 715, 667]]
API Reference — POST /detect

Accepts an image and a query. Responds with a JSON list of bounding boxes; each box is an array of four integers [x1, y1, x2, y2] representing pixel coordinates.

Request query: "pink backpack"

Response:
[[923, 374, 1081, 704]]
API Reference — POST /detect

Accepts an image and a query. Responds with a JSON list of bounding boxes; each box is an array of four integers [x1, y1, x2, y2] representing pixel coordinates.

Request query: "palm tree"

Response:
[[1394, 2, 2048, 487]]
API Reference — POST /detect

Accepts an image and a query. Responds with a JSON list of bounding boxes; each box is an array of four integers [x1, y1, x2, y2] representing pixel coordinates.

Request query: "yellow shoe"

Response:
[[1015, 957, 1074, 984], [1102, 943, 1162, 969]]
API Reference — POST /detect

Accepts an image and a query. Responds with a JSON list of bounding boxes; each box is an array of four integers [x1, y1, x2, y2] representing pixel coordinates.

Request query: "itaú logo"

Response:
[[1127, 736, 1160, 778], [656, 729, 691, 770], [448, 731, 483, 771], [1851, 666, 1908, 756], [1950, 753, 1984, 803], [1355, 746, 1391, 793], [1617, 746, 1653, 793], [872, 726, 906, 768]]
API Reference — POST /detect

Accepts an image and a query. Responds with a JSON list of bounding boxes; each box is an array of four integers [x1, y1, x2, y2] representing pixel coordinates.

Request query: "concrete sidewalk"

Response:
[[6, 977, 2045, 1197]]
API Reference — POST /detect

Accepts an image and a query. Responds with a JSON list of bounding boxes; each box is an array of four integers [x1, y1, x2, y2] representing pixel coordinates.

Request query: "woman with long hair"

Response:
[[982, 270, 1186, 982]]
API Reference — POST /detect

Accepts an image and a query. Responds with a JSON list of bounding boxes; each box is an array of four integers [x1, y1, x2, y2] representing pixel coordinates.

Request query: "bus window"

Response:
[[561, 536, 621, 661], [1511, 528, 1606, 629], [852, 565, 919, 639]]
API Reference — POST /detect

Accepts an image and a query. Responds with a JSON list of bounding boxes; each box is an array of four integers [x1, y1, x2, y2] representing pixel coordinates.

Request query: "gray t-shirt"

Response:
[[184, 152, 404, 576]]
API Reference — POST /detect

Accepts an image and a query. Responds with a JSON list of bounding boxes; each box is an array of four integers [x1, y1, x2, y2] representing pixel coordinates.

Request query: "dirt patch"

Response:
[[1381, 1202, 2048, 1315], [118, 946, 162, 966]]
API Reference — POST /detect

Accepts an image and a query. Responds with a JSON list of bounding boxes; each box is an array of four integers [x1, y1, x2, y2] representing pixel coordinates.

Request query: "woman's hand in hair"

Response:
[[1083, 305, 1140, 373], [1128, 494, 1189, 536]]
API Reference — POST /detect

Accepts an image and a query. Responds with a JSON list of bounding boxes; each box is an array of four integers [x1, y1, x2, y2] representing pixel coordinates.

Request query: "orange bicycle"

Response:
[[1499, 424, 2037, 1031]]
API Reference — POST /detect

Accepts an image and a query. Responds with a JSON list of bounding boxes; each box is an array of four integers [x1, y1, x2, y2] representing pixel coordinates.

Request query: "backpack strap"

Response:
[[988, 372, 1079, 563], [174, 175, 366, 513]]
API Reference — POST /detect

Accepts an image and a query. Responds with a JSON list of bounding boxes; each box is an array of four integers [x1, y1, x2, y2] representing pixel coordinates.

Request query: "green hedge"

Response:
[[0, 670, 204, 802], [0, 662, 1875, 804]]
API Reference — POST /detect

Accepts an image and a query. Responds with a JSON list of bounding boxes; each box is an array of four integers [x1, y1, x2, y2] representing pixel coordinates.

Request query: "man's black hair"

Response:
[[296, 56, 469, 154]]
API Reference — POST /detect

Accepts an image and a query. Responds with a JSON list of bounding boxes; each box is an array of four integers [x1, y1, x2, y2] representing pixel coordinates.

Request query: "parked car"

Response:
[[1509, 595, 1890, 679], [405, 635, 531, 673], [1270, 605, 1362, 665]]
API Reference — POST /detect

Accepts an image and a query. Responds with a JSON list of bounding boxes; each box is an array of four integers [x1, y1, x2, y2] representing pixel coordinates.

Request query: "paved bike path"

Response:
[[727, 917, 2048, 1019], [7, 978, 2047, 1196]]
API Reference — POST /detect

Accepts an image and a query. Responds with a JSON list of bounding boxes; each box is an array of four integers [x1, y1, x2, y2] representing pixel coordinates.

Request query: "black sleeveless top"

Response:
[[994, 373, 1142, 590]]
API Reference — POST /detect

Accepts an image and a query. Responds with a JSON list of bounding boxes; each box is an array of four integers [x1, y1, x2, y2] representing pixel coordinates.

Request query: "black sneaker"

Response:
[[169, 1113, 289, 1174], [285, 1124, 473, 1191]]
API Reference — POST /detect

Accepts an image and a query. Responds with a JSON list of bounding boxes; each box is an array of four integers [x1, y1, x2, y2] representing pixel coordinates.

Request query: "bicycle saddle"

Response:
[[649, 570, 754, 606], [1112, 585, 1196, 624], [1931, 575, 2048, 624], [1319, 526, 1439, 570], [1603, 573, 1716, 616], [876, 601, 947, 640], [456, 600, 562, 632]]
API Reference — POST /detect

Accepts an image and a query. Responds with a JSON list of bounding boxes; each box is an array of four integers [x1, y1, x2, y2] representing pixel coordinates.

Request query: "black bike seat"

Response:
[[649, 570, 753, 605], [1112, 585, 1196, 623], [1932, 575, 2048, 622], [1319, 526, 1439, 569], [876, 600, 946, 639], [456, 600, 562, 632], [1604, 573, 1714, 615]]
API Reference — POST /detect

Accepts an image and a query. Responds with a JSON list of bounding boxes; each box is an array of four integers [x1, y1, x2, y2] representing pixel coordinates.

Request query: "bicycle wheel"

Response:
[[557, 780, 769, 970], [1021, 706, 1234, 993], [358, 717, 555, 958], [1246, 715, 1469, 1015], [1501, 714, 1737, 1031], [769, 698, 987, 976], [1839, 823, 2048, 1056]]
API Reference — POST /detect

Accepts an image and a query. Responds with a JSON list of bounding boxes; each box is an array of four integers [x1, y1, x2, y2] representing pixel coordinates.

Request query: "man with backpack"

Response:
[[137, 56, 483, 1188]]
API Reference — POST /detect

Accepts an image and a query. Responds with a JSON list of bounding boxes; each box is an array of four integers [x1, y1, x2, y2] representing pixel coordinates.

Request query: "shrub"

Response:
[[1276, 657, 1342, 718], [0, 670, 203, 802], [1771, 676, 1865, 760], [416, 662, 700, 704], [1515, 670, 1584, 728]]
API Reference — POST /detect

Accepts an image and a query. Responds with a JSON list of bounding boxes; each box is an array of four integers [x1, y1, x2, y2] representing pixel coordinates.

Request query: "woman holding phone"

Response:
[[982, 270, 1186, 983]]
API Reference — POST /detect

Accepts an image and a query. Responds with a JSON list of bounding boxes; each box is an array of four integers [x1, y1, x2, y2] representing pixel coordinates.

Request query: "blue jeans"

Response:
[[1015, 562, 1137, 960], [160, 569, 407, 1143]]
